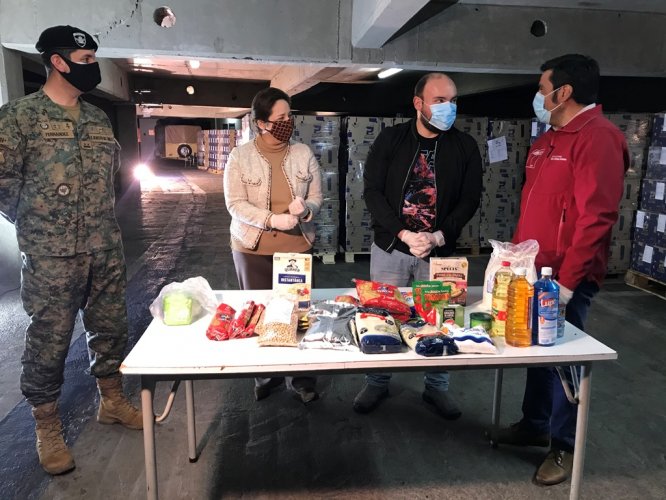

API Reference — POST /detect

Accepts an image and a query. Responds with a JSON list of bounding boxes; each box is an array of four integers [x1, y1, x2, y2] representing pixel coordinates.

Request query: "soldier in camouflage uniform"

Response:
[[0, 25, 142, 475]]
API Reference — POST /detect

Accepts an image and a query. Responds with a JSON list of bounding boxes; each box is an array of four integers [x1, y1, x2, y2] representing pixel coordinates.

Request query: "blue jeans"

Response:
[[365, 243, 450, 392], [520, 279, 599, 452]]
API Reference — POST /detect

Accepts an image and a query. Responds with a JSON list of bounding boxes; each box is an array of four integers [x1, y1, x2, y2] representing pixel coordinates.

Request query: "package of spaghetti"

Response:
[[399, 318, 441, 350], [353, 279, 411, 322], [299, 301, 358, 351], [353, 307, 403, 354]]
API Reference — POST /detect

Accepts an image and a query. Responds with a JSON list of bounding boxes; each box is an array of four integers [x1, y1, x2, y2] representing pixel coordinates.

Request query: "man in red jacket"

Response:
[[492, 54, 628, 485]]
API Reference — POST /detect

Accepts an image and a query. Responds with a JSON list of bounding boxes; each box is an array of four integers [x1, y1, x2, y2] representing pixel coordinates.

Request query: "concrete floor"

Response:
[[0, 160, 665, 500]]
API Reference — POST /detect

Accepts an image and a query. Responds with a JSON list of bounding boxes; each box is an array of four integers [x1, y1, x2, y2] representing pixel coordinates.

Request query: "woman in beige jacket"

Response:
[[223, 87, 323, 403]]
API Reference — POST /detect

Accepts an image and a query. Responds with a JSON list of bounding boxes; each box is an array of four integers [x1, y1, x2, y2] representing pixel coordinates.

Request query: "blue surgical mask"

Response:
[[532, 87, 562, 124], [427, 101, 457, 131]]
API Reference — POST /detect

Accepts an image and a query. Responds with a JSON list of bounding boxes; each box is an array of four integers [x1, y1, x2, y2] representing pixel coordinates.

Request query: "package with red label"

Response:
[[206, 304, 236, 341], [412, 281, 451, 325], [353, 279, 411, 322]]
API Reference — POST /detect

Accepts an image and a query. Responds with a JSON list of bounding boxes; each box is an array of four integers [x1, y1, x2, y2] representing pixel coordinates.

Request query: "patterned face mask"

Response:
[[266, 116, 294, 143]]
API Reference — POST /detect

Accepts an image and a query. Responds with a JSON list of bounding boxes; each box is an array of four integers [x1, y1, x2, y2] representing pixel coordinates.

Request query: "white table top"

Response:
[[121, 287, 617, 377]]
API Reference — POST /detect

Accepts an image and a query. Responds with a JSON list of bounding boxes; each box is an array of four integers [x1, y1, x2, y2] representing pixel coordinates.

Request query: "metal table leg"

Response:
[[141, 376, 158, 500], [570, 363, 592, 500], [185, 380, 197, 462], [492, 368, 504, 429]]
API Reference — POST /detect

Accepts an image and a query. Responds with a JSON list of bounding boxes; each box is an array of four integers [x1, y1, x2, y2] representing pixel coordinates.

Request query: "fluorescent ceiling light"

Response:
[[186, 85, 195, 95], [377, 68, 403, 79], [188, 60, 201, 69], [361, 67, 381, 72], [133, 57, 153, 66], [134, 68, 154, 73]]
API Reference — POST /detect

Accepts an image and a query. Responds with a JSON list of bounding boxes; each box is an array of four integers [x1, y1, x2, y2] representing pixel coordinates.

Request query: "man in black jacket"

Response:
[[354, 73, 482, 417]]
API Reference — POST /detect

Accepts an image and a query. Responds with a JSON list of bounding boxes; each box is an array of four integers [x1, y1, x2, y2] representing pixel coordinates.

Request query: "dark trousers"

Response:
[[231, 249, 316, 392], [521, 279, 599, 452]]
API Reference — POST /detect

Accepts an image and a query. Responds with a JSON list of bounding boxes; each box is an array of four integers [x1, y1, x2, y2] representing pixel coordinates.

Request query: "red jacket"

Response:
[[513, 105, 628, 291]]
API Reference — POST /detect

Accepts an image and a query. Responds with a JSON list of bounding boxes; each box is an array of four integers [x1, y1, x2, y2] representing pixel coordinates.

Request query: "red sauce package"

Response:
[[353, 279, 411, 322], [206, 303, 236, 341], [229, 301, 256, 337], [234, 303, 265, 339]]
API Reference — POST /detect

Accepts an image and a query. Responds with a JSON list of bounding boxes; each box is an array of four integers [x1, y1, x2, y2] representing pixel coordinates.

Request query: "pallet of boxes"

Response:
[[343, 117, 390, 263], [627, 112, 666, 296], [292, 116, 341, 264], [479, 119, 531, 252], [455, 116, 487, 252], [197, 129, 236, 174], [606, 113, 653, 275]]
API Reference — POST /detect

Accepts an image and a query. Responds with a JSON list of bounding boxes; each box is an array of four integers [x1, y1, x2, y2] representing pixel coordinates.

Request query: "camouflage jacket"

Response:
[[0, 89, 121, 256]]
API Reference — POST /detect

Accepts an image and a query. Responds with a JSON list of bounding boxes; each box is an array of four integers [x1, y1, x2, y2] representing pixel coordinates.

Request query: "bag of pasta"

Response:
[[353, 279, 411, 322], [256, 298, 299, 347]]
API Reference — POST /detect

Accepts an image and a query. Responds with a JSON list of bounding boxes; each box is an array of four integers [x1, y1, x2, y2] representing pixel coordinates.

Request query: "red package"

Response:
[[229, 301, 256, 337], [353, 279, 411, 322], [206, 303, 236, 341], [234, 303, 265, 339]]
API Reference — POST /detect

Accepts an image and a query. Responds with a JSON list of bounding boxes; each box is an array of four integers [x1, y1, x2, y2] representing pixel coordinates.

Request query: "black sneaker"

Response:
[[486, 421, 550, 447], [254, 378, 285, 401]]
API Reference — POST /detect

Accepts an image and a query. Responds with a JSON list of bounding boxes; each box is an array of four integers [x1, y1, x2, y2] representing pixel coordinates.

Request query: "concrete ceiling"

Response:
[[4, 0, 665, 118]]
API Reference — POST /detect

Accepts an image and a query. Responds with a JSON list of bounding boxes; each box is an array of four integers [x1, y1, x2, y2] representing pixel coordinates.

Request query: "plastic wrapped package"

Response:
[[353, 307, 403, 354], [354, 279, 412, 322], [299, 301, 358, 351], [256, 298, 299, 347], [483, 239, 539, 306], [399, 318, 441, 350], [149, 276, 218, 326]]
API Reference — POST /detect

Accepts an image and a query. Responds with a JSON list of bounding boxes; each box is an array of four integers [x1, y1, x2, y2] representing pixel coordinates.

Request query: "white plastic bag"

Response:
[[482, 239, 539, 307], [149, 276, 218, 325]]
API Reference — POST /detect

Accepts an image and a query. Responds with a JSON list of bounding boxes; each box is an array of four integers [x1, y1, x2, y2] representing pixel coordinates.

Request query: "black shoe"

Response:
[[294, 388, 319, 404], [422, 389, 462, 420], [254, 378, 285, 401], [486, 421, 550, 447], [534, 449, 573, 486], [352, 384, 389, 414]]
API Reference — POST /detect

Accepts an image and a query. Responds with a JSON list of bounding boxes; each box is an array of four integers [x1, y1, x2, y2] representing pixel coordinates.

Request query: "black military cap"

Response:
[[35, 25, 98, 53]]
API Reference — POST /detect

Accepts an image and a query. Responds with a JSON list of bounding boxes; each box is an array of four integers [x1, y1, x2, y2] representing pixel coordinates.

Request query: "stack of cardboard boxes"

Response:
[[606, 113, 653, 273], [631, 113, 666, 282], [454, 116, 488, 250], [292, 115, 342, 256], [480, 119, 531, 248], [196, 129, 236, 173], [343, 117, 388, 254]]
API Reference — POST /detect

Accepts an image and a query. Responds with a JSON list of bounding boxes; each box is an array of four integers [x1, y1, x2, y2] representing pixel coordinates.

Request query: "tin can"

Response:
[[469, 312, 493, 333]]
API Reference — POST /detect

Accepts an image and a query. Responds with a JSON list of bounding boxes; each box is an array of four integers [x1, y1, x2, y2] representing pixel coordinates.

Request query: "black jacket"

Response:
[[363, 119, 482, 257]]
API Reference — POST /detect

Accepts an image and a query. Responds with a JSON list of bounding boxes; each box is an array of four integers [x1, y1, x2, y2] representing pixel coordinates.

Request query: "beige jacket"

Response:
[[223, 139, 323, 250]]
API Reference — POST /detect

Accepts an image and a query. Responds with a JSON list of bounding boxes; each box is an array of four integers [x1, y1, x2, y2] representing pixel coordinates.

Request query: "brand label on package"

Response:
[[429, 257, 469, 305], [272, 253, 312, 310]]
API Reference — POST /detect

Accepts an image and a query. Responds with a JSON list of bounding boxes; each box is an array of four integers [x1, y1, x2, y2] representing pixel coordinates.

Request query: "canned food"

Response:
[[469, 312, 493, 333]]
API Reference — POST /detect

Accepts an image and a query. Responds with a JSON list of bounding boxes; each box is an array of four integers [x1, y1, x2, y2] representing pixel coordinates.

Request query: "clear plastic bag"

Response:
[[299, 301, 358, 351], [149, 276, 218, 325], [482, 239, 540, 307]]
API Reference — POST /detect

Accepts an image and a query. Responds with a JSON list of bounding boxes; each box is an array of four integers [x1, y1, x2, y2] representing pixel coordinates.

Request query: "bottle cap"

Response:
[[514, 267, 527, 276], [541, 267, 553, 276], [501, 261, 511, 267]]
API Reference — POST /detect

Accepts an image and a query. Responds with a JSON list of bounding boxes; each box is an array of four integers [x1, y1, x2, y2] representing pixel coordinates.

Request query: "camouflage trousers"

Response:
[[20, 246, 128, 406]]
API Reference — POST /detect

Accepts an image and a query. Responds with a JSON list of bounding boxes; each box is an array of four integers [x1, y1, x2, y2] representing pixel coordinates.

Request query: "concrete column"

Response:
[[0, 46, 23, 105], [0, 46, 23, 293], [114, 104, 140, 196]]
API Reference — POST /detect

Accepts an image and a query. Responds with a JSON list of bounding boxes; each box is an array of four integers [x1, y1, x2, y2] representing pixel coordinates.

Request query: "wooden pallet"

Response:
[[344, 251, 370, 263], [625, 270, 666, 299], [314, 252, 337, 265]]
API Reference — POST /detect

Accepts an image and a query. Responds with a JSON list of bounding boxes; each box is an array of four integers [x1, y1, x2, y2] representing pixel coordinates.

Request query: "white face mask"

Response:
[[532, 87, 563, 124]]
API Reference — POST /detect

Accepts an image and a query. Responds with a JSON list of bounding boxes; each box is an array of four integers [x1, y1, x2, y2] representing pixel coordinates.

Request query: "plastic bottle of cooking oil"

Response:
[[505, 267, 534, 347], [491, 261, 513, 337]]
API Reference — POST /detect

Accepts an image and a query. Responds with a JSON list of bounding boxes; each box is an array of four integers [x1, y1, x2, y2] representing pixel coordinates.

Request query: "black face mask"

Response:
[[56, 54, 101, 93]]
